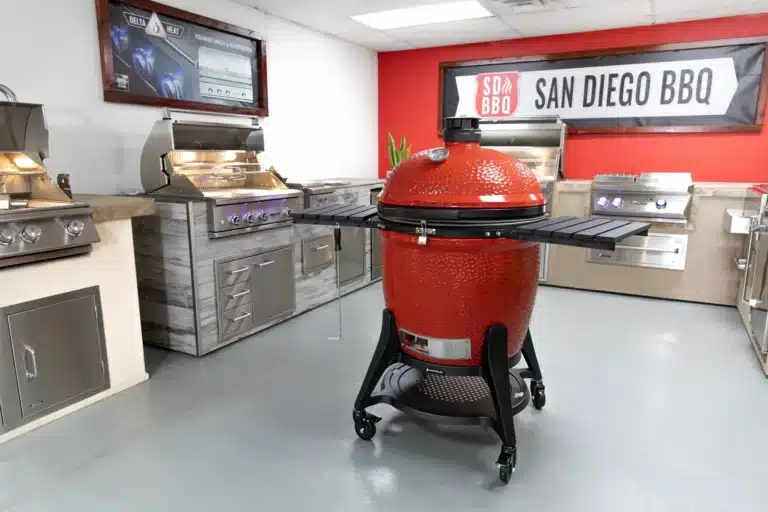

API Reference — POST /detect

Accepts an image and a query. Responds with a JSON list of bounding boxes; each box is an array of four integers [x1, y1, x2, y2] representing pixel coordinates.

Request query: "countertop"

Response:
[[73, 194, 156, 223]]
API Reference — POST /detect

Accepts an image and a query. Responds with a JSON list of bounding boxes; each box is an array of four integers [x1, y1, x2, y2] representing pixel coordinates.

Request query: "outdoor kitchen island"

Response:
[[0, 195, 154, 443]]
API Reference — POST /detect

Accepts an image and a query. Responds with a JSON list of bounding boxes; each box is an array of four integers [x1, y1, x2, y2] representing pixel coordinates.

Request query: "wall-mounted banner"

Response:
[[441, 41, 767, 132]]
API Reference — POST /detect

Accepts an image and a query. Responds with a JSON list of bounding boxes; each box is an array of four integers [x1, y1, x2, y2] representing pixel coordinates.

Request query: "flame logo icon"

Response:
[[502, 77, 513, 94]]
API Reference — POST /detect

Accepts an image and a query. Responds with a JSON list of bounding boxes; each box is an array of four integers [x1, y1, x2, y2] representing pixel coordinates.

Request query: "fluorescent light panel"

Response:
[[352, 1, 493, 30]]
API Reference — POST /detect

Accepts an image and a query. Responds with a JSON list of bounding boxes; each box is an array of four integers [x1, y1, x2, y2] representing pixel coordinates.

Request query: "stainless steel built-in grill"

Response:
[[588, 172, 693, 271], [140, 109, 302, 239], [0, 86, 100, 268], [479, 116, 566, 282]]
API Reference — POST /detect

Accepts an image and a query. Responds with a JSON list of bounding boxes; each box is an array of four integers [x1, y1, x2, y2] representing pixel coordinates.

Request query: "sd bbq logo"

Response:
[[475, 72, 519, 117]]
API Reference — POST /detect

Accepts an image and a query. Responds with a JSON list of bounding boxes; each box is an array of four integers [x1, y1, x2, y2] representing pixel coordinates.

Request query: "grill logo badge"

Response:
[[145, 12, 167, 38], [475, 72, 519, 118]]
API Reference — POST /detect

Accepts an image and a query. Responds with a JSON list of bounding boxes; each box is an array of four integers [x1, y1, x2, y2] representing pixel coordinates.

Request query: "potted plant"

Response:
[[387, 133, 411, 170]]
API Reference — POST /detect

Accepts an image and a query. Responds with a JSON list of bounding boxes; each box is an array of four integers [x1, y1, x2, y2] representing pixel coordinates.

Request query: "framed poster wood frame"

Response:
[[95, 0, 269, 116]]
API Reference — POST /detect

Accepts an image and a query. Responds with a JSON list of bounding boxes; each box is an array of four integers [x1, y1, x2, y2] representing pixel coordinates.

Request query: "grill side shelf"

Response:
[[511, 217, 650, 250], [289, 210, 651, 250]]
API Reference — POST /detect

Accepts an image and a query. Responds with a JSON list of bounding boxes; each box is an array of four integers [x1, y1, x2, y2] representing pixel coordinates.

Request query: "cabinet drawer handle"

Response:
[[312, 244, 329, 251], [258, 260, 275, 267], [228, 267, 249, 275], [229, 290, 251, 299], [23, 345, 38, 380], [230, 312, 252, 322]]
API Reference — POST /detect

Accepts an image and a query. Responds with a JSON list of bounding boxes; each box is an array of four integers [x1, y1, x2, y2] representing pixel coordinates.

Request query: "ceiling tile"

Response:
[[480, 0, 568, 15], [385, 16, 518, 47], [505, 0, 652, 37], [654, 3, 768, 23]]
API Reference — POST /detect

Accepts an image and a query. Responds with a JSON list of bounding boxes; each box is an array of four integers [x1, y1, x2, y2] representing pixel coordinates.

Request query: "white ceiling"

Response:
[[234, 0, 768, 51]]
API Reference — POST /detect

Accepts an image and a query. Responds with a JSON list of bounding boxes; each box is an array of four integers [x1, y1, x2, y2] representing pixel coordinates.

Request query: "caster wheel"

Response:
[[499, 464, 512, 484], [355, 419, 376, 441], [531, 381, 546, 410]]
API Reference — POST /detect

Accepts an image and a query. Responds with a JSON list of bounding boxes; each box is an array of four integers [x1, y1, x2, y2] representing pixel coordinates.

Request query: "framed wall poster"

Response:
[[95, 0, 268, 116], [439, 38, 768, 134]]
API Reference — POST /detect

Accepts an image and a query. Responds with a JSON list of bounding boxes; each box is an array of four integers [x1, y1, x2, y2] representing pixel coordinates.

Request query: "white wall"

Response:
[[0, 0, 378, 193]]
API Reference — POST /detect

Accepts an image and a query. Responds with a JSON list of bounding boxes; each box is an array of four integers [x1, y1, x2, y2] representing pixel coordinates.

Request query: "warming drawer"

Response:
[[586, 233, 688, 271]]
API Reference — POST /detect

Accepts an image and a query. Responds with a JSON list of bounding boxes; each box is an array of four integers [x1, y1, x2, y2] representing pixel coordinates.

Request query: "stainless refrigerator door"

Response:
[[743, 193, 768, 353]]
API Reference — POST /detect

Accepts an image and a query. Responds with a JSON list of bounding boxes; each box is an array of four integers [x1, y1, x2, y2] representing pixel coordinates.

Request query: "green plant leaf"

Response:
[[400, 136, 407, 154]]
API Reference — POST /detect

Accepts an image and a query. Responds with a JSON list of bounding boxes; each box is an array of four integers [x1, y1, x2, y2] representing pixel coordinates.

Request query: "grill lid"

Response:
[[379, 117, 546, 223]]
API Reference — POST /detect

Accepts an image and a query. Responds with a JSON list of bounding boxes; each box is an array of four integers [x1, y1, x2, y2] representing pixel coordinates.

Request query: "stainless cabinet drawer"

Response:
[[216, 257, 252, 288], [218, 281, 252, 312], [220, 304, 255, 340], [303, 235, 334, 274], [586, 233, 688, 271]]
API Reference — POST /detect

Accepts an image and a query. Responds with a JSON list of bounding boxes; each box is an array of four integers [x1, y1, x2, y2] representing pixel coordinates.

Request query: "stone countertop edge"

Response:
[[73, 194, 156, 224]]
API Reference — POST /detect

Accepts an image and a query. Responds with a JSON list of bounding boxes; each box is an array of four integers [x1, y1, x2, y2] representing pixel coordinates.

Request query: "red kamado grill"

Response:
[[291, 117, 650, 484]]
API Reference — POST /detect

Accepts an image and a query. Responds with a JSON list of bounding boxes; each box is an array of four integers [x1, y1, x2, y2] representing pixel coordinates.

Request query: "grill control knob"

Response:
[[597, 197, 608, 207], [243, 212, 255, 223], [0, 227, 15, 246], [655, 199, 668, 209], [21, 225, 42, 243], [258, 211, 269, 221], [229, 215, 241, 225], [612, 197, 624, 208], [66, 219, 85, 237], [283, 208, 292, 217]]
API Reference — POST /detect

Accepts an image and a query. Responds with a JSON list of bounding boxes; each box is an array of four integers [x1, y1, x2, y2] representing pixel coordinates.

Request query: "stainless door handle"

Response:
[[229, 290, 250, 299], [23, 345, 38, 380], [231, 312, 252, 322], [742, 232, 756, 304], [228, 267, 249, 275], [312, 245, 329, 251], [613, 245, 680, 254], [258, 260, 274, 267]]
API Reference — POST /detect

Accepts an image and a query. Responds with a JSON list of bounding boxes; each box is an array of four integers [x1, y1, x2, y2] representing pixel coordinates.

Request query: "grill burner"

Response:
[[291, 117, 651, 484]]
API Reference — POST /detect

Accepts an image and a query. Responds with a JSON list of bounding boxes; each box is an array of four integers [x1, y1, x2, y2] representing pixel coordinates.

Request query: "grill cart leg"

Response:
[[483, 324, 518, 484], [353, 309, 400, 441], [521, 329, 546, 410]]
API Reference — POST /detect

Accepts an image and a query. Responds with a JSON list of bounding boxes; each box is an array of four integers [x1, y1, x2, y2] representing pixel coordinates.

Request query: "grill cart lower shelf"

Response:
[[369, 364, 531, 424], [353, 310, 546, 485]]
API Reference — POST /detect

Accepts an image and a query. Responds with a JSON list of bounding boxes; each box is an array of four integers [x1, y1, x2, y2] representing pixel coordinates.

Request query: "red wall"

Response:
[[378, 15, 768, 182]]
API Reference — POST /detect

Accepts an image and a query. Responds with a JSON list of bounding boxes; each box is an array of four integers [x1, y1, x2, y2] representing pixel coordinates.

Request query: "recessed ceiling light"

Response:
[[352, 1, 494, 30]]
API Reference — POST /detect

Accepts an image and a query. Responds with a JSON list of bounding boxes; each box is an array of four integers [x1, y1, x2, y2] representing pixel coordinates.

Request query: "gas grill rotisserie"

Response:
[[290, 117, 652, 484]]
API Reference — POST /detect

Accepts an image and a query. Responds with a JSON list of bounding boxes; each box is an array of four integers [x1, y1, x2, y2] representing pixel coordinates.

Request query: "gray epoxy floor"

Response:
[[1, 284, 766, 511]]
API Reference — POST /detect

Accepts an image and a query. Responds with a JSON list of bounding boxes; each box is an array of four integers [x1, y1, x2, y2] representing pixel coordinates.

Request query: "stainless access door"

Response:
[[5, 288, 108, 422], [742, 191, 768, 353], [339, 227, 365, 285]]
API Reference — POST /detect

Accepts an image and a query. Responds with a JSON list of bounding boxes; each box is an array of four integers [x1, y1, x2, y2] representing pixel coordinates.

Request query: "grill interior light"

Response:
[[351, 1, 493, 30]]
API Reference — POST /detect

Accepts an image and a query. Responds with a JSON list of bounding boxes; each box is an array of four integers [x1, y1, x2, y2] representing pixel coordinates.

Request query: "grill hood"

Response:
[[379, 117, 546, 224]]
